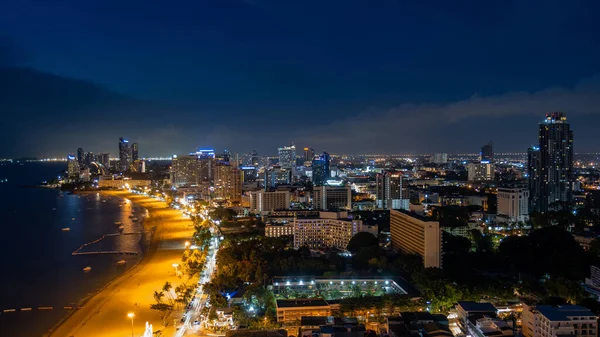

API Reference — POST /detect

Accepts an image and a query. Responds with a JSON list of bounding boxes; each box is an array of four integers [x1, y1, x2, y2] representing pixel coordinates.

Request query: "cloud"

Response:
[[290, 75, 600, 153]]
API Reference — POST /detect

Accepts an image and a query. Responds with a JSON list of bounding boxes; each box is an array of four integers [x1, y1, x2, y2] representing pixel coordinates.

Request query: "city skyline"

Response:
[[2, 1, 600, 156]]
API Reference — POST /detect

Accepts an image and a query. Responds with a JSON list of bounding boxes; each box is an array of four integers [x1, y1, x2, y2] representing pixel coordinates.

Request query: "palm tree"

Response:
[[163, 281, 174, 305], [153, 290, 165, 303]]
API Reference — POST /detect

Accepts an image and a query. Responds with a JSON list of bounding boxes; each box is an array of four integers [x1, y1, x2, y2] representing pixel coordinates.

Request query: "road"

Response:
[[174, 215, 221, 337]]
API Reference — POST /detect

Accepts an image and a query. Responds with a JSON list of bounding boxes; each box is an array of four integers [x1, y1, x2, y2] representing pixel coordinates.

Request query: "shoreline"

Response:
[[44, 191, 153, 336], [46, 191, 194, 337]]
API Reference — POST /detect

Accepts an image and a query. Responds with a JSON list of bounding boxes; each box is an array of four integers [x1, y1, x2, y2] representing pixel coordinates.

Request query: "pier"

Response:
[[71, 232, 143, 256]]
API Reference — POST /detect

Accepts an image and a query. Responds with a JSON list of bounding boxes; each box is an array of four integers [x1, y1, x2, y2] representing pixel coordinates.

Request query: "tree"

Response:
[[347, 232, 378, 254], [162, 281, 174, 305], [153, 290, 165, 304]]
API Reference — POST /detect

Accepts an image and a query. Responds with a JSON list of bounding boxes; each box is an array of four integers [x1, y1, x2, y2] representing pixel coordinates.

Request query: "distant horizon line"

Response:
[[4, 151, 600, 162]]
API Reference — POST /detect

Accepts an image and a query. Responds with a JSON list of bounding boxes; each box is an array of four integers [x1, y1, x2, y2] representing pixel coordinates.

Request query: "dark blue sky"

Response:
[[1, 0, 600, 157]]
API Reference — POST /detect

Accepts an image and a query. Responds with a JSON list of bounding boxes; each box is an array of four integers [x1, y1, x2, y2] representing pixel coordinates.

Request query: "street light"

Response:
[[127, 312, 135, 337], [172, 263, 179, 276], [185, 241, 190, 249]]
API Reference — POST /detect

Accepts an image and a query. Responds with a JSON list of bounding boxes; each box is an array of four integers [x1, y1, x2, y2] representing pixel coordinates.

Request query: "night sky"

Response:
[[1, 0, 600, 157]]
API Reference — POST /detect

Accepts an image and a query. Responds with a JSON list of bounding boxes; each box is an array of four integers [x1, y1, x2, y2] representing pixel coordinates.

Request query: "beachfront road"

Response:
[[48, 192, 195, 337], [174, 217, 221, 337], [175, 231, 220, 337]]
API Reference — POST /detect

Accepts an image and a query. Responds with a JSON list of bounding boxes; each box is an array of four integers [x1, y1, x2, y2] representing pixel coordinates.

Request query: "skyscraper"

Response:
[[528, 112, 574, 213], [430, 153, 448, 164], [304, 147, 315, 162], [67, 154, 80, 179], [131, 143, 139, 161], [196, 148, 215, 182], [214, 163, 242, 202], [118, 137, 132, 172], [85, 152, 94, 166], [480, 141, 493, 163], [311, 152, 330, 186], [376, 170, 409, 210], [527, 146, 541, 211], [97, 153, 110, 168], [77, 148, 84, 166], [251, 150, 259, 167], [171, 154, 201, 186], [278, 144, 296, 169]]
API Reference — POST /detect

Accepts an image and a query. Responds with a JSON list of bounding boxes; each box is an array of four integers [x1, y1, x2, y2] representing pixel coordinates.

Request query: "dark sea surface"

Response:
[[0, 162, 146, 337]]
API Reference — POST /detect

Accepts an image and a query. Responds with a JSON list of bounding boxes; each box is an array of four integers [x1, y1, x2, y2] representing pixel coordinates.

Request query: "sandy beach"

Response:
[[47, 191, 194, 337]]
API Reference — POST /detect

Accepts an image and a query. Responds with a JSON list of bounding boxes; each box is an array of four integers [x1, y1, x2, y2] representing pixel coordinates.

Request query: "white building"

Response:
[[522, 304, 597, 337], [497, 188, 529, 224], [390, 210, 442, 268], [248, 190, 291, 215], [265, 211, 377, 250], [431, 153, 448, 164], [467, 162, 495, 182]]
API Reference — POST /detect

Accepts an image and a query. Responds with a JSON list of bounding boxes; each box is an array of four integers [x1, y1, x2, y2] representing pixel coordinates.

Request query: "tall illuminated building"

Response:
[[77, 148, 84, 166], [84, 152, 94, 166], [131, 143, 139, 161], [97, 153, 110, 167], [67, 154, 80, 179], [304, 147, 315, 162], [376, 170, 409, 210], [311, 152, 330, 186], [251, 150, 259, 167], [118, 137, 132, 172], [480, 141, 493, 163], [278, 144, 296, 169], [171, 154, 201, 186], [528, 112, 574, 213], [214, 163, 242, 202], [196, 148, 215, 182]]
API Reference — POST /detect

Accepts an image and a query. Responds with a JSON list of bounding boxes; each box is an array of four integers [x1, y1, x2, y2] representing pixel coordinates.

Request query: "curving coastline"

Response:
[[46, 191, 194, 337]]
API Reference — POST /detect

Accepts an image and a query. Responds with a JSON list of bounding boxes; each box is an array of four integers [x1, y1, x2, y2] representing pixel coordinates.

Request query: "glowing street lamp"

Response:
[[185, 241, 190, 249], [127, 312, 135, 337], [172, 263, 179, 276]]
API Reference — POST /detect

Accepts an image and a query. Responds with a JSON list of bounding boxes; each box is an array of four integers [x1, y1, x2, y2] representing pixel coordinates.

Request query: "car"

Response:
[[193, 320, 200, 325]]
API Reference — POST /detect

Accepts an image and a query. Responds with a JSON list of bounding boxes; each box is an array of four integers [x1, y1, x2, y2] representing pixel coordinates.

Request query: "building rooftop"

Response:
[[276, 299, 329, 308], [535, 305, 596, 321], [457, 301, 498, 313], [392, 209, 435, 222]]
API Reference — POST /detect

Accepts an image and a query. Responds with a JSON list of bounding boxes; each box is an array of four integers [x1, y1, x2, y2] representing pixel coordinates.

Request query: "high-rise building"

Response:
[[240, 166, 257, 183], [480, 141, 494, 163], [278, 144, 296, 169], [528, 112, 574, 213], [131, 143, 139, 161], [97, 153, 110, 168], [77, 148, 84, 166], [311, 152, 331, 186], [251, 150, 259, 167], [85, 152, 94, 166], [264, 166, 292, 189], [312, 185, 351, 210], [67, 154, 80, 179], [195, 149, 216, 182], [527, 146, 541, 211], [430, 153, 448, 164], [249, 190, 291, 214], [376, 170, 409, 210], [304, 147, 315, 162], [171, 154, 201, 186], [467, 162, 495, 182], [214, 163, 242, 202], [118, 137, 132, 172], [497, 188, 529, 224], [390, 210, 442, 268]]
